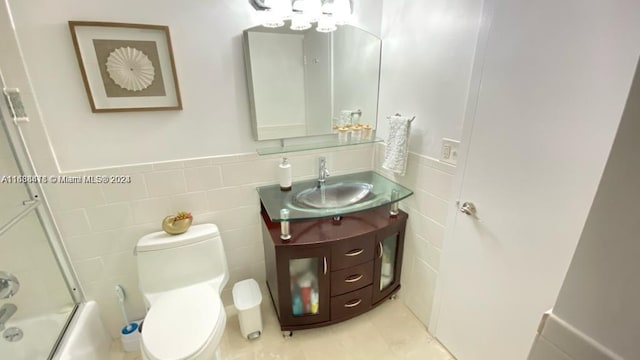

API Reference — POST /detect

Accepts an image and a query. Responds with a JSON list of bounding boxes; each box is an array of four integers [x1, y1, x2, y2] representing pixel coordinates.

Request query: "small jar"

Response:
[[338, 126, 350, 143], [362, 124, 373, 140], [351, 124, 363, 142]]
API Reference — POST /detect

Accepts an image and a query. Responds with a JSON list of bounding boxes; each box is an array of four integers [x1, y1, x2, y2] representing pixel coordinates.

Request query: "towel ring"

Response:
[[393, 113, 416, 123]]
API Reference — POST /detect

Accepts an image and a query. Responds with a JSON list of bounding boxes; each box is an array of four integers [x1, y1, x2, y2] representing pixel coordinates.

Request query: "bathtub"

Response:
[[0, 308, 70, 360], [53, 301, 111, 360]]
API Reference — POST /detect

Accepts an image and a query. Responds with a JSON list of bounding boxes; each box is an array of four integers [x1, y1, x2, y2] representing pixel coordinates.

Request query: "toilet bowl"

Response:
[[140, 286, 226, 360], [135, 224, 229, 360]]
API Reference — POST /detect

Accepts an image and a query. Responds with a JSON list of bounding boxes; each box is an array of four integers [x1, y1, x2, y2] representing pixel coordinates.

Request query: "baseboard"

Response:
[[529, 312, 623, 360]]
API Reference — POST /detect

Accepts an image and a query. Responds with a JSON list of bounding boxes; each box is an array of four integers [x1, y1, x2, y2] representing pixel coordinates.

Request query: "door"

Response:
[[372, 223, 405, 304], [431, 1, 640, 360], [278, 246, 331, 327]]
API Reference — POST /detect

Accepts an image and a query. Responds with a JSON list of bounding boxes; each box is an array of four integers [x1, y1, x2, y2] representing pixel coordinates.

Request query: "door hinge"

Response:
[[3, 88, 29, 124]]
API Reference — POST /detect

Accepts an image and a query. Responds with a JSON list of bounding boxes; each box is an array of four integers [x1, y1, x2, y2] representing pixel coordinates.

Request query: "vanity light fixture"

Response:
[[249, 0, 352, 32]]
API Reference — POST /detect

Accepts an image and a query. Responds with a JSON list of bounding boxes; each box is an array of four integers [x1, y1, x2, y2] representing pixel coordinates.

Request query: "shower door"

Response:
[[0, 93, 79, 358]]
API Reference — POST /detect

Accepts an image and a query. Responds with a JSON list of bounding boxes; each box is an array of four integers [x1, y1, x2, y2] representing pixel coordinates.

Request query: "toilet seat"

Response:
[[141, 285, 225, 360]]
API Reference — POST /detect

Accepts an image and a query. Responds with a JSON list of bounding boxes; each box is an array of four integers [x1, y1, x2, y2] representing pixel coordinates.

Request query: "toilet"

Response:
[[135, 223, 229, 360]]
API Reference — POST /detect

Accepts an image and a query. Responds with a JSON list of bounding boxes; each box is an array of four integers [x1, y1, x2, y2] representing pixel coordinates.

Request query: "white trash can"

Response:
[[232, 279, 263, 340]]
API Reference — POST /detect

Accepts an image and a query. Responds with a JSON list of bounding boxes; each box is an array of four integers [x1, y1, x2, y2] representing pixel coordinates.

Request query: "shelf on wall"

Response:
[[256, 134, 384, 156]]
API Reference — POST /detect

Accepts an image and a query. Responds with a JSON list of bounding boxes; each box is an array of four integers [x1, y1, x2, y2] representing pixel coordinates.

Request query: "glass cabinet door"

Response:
[[373, 228, 405, 304], [289, 257, 321, 317], [379, 234, 398, 292], [280, 247, 331, 326]]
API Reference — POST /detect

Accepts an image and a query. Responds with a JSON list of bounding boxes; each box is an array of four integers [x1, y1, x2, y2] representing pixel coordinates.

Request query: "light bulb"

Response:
[[291, 13, 312, 30], [316, 15, 337, 32], [305, 0, 322, 23], [261, 9, 285, 28], [333, 0, 352, 25], [273, 0, 293, 20]]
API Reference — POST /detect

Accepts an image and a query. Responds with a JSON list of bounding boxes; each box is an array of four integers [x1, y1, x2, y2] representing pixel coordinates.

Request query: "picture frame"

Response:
[[68, 21, 182, 113]]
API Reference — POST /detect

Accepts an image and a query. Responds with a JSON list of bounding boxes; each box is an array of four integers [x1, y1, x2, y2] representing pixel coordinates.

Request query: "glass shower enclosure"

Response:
[[0, 89, 81, 359]]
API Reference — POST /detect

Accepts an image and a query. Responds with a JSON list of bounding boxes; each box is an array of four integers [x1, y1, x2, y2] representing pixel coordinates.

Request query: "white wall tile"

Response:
[[73, 257, 105, 284], [226, 244, 265, 271], [414, 189, 449, 225], [220, 225, 262, 252], [47, 182, 105, 211], [197, 206, 261, 233], [414, 234, 441, 271], [418, 166, 454, 201], [206, 186, 258, 212], [183, 158, 213, 168], [86, 203, 134, 232], [54, 208, 91, 237], [221, 159, 280, 186], [144, 170, 186, 197], [329, 146, 374, 173], [409, 258, 438, 326], [102, 251, 137, 280], [424, 217, 446, 249], [184, 166, 223, 191], [170, 192, 208, 215], [131, 197, 172, 225], [110, 223, 160, 254], [152, 161, 184, 171], [101, 173, 148, 203], [64, 231, 118, 261]]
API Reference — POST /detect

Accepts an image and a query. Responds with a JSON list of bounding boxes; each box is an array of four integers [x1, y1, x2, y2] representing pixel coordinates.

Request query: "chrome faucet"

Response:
[[318, 157, 330, 187], [0, 304, 17, 331]]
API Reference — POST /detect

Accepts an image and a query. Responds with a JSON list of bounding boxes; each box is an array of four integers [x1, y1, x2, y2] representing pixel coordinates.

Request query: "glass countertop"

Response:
[[257, 171, 413, 222]]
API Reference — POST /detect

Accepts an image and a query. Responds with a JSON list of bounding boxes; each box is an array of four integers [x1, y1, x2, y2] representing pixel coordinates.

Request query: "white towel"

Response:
[[382, 115, 412, 176]]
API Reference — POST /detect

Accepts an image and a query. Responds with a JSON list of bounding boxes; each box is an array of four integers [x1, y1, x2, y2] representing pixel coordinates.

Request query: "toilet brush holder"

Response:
[[120, 320, 142, 352]]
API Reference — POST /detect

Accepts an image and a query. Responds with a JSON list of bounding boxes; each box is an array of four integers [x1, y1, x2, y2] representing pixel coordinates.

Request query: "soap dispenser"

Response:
[[279, 157, 292, 191]]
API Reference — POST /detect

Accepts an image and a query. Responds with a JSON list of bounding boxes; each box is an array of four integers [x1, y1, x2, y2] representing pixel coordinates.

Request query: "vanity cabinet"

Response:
[[261, 204, 408, 332]]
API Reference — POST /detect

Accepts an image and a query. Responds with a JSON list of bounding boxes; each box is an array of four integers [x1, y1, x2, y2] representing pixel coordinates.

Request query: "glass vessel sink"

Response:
[[257, 171, 413, 221], [295, 182, 373, 209]]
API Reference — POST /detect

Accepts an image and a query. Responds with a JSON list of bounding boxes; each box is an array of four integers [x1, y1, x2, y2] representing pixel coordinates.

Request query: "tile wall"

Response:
[[41, 144, 374, 337], [374, 143, 456, 328]]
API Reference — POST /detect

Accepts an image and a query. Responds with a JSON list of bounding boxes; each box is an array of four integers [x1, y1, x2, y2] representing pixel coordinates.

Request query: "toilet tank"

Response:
[[136, 224, 229, 298]]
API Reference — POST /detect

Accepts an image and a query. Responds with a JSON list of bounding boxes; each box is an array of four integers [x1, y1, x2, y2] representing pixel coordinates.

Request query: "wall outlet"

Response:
[[441, 138, 460, 165]]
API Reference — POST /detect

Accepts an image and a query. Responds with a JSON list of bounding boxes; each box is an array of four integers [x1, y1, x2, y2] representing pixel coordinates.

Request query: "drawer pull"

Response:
[[344, 274, 364, 283], [345, 248, 364, 257], [344, 299, 362, 308]]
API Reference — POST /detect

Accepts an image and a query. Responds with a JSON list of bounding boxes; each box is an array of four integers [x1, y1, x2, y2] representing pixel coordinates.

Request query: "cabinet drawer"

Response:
[[330, 285, 372, 321], [331, 236, 375, 270], [331, 261, 373, 296]]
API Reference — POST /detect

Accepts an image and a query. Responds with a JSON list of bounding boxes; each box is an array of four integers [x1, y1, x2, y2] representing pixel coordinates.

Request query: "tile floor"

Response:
[[108, 294, 454, 360]]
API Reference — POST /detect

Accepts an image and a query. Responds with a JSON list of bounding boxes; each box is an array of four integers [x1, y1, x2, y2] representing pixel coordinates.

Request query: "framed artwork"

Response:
[[68, 21, 182, 113]]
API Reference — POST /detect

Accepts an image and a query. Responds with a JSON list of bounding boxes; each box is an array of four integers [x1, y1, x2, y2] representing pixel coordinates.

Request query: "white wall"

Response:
[[530, 58, 640, 360], [378, 0, 482, 158], [6, 0, 383, 172], [374, 0, 482, 328]]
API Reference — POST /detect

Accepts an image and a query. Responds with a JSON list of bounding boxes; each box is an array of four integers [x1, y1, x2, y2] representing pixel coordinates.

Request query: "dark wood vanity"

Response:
[[260, 204, 408, 333]]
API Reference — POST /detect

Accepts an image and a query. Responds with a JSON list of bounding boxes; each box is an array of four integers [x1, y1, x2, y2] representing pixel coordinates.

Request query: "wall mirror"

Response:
[[243, 22, 382, 141]]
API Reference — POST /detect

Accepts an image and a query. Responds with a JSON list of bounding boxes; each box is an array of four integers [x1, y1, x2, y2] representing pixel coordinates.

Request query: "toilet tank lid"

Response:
[[136, 223, 219, 252]]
